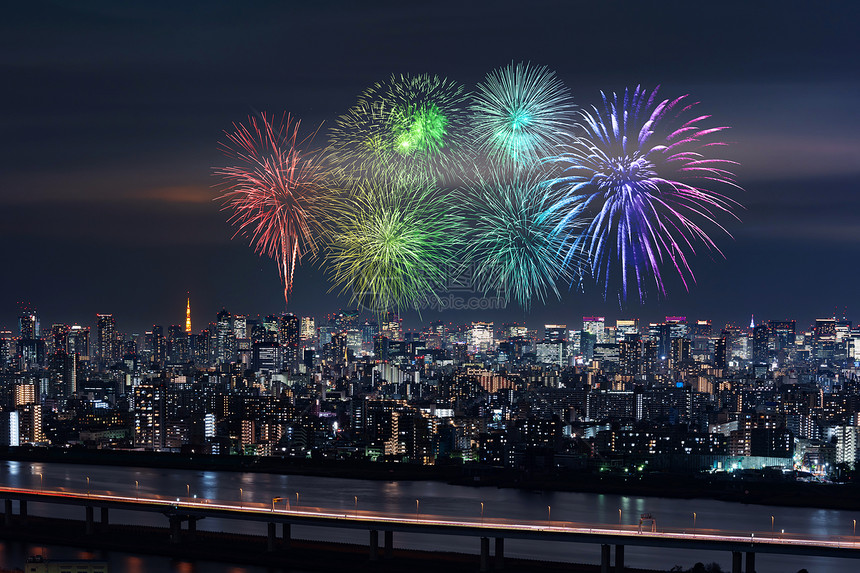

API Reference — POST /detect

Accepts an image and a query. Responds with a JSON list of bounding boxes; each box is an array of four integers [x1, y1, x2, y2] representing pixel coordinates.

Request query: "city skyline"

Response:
[[2, 2, 859, 338]]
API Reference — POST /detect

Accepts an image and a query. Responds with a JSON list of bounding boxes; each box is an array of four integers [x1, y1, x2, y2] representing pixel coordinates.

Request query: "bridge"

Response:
[[1, 485, 858, 573]]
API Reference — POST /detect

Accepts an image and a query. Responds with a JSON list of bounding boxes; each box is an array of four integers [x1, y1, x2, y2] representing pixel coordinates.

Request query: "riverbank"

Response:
[[0, 514, 663, 573], [4, 446, 859, 512]]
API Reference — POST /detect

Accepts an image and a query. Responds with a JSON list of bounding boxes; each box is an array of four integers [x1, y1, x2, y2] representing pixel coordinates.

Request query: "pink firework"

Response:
[[216, 113, 328, 306]]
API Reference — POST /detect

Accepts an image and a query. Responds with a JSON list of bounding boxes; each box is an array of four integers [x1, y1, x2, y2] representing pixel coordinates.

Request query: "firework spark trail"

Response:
[[470, 62, 576, 169], [546, 85, 742, 302], [459, 168, 580, 309], [327, 74, 472, 184], [215, 113, 330, 307], [325, 176, 463, 314]]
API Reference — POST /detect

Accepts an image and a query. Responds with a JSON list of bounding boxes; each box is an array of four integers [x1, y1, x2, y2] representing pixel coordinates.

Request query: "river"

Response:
[[0, 461, 854, 573]]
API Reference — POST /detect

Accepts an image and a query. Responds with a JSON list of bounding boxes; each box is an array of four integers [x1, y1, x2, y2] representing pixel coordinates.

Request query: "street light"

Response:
[[771, 515, 774, 538], [854, 519, 857, 544], [86, 476, 90, 497], [239, 488, 243, 508], [547, 505, 551, 526], [295, 492, 299, 509], [354, 496, 358, 516], [135, 480, 139, 500], [693, 512, 697, 533], [272, 497, 283, 512], [186, 484, 190, 498], [415, 499, 420, 520], [618, 508, 622, 526], [38, 472, 43, 493], [480, 502, 484, 526]]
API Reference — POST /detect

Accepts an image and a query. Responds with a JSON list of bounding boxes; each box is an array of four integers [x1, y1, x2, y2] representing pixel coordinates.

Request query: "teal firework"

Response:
[[470, 62, 576, 169], [460, 168, 580, 309]]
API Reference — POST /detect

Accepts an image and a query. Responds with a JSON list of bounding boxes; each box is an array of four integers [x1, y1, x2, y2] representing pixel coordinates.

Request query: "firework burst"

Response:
[[460, 168, 579, 309], [470, 62, 576, 169], [327, 74, 471, 183], [326, 176, 461, 313], [546, 85, 741, 301], [215, 113, 330, 307]]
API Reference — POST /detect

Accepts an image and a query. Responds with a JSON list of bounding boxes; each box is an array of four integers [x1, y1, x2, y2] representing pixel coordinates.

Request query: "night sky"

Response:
[[2, 1, 858, 334]]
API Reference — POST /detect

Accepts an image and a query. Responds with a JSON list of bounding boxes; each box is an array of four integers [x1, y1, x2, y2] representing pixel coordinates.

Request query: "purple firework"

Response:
[[547, 85, 741, 301]]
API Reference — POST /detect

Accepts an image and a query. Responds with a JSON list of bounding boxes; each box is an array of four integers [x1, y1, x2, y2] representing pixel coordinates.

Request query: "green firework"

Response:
[[326, 176, 462, 313], [327, 74, 472, 184], [459, 168, 579, 309]]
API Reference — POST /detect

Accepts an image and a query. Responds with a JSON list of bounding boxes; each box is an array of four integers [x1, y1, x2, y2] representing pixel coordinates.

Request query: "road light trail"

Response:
[[0, 486, 858, 552]]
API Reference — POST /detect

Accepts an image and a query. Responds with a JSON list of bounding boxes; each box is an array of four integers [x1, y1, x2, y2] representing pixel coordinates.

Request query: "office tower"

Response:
[[753, 324, 769, 365], [185, 297, 192, 334], [690, 320, 712, 338], [151, 325, 166, 366], [714, 334, 728, 370], [616, 319, 638, 343], [583, 317, 606, 344], [670, 337, 691, 367], [167, 325, 189, 364], [215, 309, 234, 364], [619, 334, 642, 377], [280, 313, 300, 369], [467, 322, 494, 353], [49, 324, 70, 355], [665, 316, 688, 340], [813, 318, 836, 362], [67, 325, 89, 361], [18, 308, 39, 340], [233, 315, 248, 340], [96, 314, 116, 366], [300, 316, 316, 343], [544, 324, 567, 343], [381, 312, 403, 340]]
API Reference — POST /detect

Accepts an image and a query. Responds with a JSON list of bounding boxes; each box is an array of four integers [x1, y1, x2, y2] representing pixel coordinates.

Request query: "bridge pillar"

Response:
[[745, 551, 755, 573], [731, 552, 742, 573], [615, 544, 624, 572], [494, 537, 504, 570], [267, 522, 276, 552], [100, 507, 108, 527], [369, 529, 379, 561], [85, 506, 94, 535], [384, 530, 393, 558], [600, 544, 610, 573], [4, 499, 11, 526], [18, 500, 26, 522], [480, 537, 490, 572], [169, 516, 182, 544], [281, 523, 291, 547]]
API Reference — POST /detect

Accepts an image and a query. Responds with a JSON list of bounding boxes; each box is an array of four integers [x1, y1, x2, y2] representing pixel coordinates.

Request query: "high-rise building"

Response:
[[467, 322, 494, 353], [96, 314, 116, 366], [813, 318, 837, 362], [752, 324, 769, 365], [280, 313, 300, 369], [583, 317, 606, 344], [215, 309, 234, 364], [616, 319, 638, 343], [300, 316, 316, 342], [544, 324, 567, 343], [67, 325, 89, 361], [18, 308, 39, 340]]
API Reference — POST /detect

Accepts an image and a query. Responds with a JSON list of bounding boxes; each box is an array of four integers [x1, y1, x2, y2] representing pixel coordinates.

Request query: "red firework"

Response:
[[215, 113, 327, 306]]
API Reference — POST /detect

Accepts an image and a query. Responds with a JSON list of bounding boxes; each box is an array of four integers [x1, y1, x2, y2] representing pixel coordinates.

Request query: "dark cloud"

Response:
[[1, 1, 858, 332]]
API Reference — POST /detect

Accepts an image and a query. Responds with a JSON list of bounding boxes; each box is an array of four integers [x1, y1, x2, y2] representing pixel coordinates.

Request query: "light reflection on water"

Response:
[[0, 460, 857, 573]]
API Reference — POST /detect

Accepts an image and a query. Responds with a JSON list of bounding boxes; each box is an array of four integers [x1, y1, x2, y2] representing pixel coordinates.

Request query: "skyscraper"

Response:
[[96, 314, 116, 367], [185, 296, 192, 334]]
